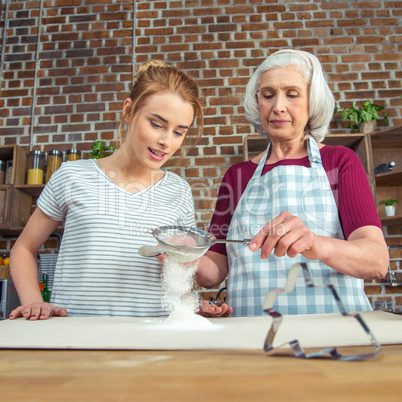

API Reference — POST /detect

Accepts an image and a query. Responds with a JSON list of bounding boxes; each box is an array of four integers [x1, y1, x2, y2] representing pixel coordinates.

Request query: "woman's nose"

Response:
[[272, 95, 286, 113], [157, 131, 172, 148]]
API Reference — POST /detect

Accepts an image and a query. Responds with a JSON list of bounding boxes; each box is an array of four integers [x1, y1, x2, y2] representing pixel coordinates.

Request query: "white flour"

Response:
[[161, 248, 203, 263], [160, 256, 215, 330]]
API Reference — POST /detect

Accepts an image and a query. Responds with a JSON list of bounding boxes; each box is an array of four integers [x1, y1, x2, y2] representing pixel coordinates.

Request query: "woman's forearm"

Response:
[[195, 251, 229, 288], [303, 227, 389, 280], [10, 245, 44, 305], [9, 208, 61, 306]]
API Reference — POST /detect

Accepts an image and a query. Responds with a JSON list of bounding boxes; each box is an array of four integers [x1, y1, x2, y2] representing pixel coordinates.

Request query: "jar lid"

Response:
[[66, 149, 81, 155], [47, 150, 63, 157], [0, 160, 6, 170], [29, 150, 45, 156]]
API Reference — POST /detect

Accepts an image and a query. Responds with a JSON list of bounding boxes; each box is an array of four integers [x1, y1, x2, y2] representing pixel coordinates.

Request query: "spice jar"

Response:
[[0, 160, 6, 184], [5, 160, 13, 184], [65, 149, 81, 162], [45, 150, 63, 183], [27, 150, 45, 184]]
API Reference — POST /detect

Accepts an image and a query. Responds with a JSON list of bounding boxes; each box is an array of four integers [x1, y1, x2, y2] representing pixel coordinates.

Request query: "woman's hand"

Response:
[[198, 300, 233, 317], [249, 211, 320, 260], [9, 302, 67, 321], [249, 212, 389, 279]]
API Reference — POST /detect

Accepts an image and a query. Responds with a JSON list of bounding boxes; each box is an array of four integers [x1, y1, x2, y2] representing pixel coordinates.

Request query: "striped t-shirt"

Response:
[[37, 159, 196, 317]]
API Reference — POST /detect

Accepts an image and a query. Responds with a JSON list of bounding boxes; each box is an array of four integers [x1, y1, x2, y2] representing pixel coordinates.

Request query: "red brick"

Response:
[[195, 157, 226, 166]]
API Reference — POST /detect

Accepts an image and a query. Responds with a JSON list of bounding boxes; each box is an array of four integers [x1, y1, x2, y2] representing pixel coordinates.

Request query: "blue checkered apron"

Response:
[[226, 137, 372, 316]]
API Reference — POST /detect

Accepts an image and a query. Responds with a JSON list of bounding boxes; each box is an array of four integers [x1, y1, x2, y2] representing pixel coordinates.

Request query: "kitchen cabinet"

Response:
[[0, 187, 12, 227], [371, 126, 402, 225], [370, 126, 402, 289], [0, 146, 34, 233]]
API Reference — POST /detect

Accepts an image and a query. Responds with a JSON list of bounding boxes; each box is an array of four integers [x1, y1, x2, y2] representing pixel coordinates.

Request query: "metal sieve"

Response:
[[139, 225, 251, 262]]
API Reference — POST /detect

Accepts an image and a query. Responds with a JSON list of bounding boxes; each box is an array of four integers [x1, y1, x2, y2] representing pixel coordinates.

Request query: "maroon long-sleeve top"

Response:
[[209, 144, 382, 256]]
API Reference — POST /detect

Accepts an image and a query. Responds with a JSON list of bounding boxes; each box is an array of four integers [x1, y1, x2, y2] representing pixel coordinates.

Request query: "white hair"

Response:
[[244, 49, 335, 142]]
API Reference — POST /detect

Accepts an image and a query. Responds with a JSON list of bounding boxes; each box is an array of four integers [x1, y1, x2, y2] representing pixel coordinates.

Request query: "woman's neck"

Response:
[[266, 137, 308, 164], [97, 148, 165, 193]]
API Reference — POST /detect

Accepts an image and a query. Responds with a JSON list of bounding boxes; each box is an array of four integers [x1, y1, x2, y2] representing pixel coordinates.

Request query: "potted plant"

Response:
[[378, 199, 399, 217], [341, 101, 389, 133], [87, 141, 116, 159]]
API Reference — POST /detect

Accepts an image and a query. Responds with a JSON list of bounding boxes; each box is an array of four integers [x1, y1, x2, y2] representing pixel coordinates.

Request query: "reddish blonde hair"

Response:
[[119, 60, 203, 152]]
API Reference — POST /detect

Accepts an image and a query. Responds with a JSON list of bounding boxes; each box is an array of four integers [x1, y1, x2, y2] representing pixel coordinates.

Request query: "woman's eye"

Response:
[[174, 131, 185, 137], [288, 92, 299, 98], [151, 121, 162, 129], [262, 94, 273, 100]]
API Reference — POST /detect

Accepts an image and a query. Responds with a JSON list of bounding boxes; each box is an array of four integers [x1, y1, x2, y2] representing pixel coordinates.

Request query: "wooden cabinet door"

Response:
[[0, 187, 12, 228]]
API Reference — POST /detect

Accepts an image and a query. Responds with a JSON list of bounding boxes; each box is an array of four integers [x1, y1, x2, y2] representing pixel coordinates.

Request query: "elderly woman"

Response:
[[198, 49, 389, 317]]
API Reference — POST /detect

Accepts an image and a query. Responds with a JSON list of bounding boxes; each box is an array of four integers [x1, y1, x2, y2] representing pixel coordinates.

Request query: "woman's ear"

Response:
[[123, 98, 133, 123]]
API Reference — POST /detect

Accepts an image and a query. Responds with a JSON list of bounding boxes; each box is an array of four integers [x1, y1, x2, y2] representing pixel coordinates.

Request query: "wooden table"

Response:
[[0, 345, 401, 401]]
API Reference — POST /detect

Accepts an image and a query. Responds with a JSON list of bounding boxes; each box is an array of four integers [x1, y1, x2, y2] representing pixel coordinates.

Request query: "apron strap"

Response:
[[255, 137, 322, 178], [254, 143, 270, 177], [307, 137, 322, 167]]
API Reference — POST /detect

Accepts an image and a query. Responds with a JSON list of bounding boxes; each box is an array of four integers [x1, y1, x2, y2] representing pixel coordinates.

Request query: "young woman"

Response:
[[9, 60, 204, 320]]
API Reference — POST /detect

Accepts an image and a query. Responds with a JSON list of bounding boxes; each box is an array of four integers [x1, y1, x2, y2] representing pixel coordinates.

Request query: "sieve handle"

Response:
[[138, 245, 164, 258], [216, 239, 251, 246]]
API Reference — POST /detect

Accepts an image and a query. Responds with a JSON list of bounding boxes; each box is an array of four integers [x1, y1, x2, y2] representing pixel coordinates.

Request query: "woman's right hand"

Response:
[[9, 302, 67, 321]]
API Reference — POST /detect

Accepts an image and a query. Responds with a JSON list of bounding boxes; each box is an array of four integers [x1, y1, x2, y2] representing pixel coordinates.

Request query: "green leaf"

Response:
[[378, 199, 399, 206], [360, 110, 372, 122], [92, 141, 105, 152], [87, 141, 116, 159], [349, 110, 359, 124]]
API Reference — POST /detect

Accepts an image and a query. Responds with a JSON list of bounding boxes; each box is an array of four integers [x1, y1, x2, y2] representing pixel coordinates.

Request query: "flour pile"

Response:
[[160, 256, 215, 330]]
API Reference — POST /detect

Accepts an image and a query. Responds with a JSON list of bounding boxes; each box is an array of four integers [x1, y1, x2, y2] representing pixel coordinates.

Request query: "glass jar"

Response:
[[0, 160, 6, 184], [27, 150, 45, 184], [5, 160, 13, 184], [65, 149, 81, 162], [373, 300, 395, 313], [45, 150, 63, 183]]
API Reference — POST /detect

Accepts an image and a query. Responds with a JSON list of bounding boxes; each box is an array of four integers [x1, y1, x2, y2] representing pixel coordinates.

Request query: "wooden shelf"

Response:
[[0, 227, 25, 235], [322, 133, 365, 148], [375, 171, 402, 187], [0, 145, 27, 185], [380, 215, 402, 226], [15, 184, 45, 197], [242, 135, 268, 161], [371, 126, 402, 148], [371, 126, 402, 226]]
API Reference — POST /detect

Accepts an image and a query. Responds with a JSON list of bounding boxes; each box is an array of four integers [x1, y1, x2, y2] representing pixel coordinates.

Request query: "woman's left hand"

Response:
[[249, 211, 320, 260], [198, 300, 233, 317]]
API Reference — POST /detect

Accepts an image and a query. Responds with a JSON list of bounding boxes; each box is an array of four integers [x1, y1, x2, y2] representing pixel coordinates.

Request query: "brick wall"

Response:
[[1, 0, 402, 310]]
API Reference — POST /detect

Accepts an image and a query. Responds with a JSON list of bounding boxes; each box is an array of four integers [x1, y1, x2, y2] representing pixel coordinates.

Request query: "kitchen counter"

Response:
[[1, 312, 401, 401], [0, 346, 401, 401]]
